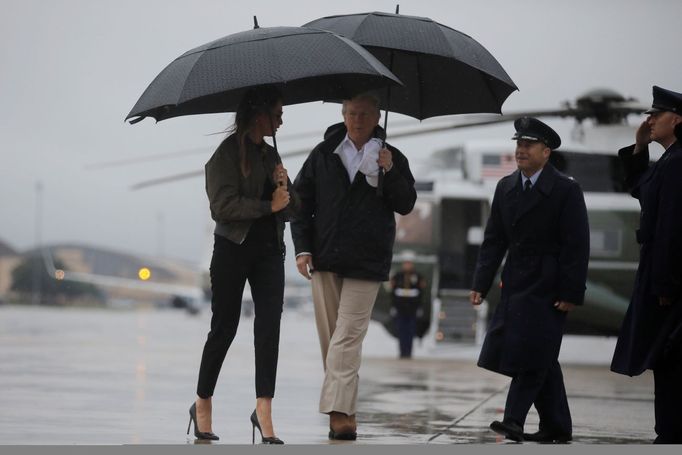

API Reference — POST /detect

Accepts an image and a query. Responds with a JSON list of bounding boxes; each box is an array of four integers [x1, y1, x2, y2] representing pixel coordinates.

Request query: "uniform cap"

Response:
[[644, 85, 682, 115], [511, 116, 561, 149]]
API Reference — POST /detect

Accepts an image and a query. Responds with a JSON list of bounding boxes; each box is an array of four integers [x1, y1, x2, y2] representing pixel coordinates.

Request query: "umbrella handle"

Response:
[[377, 47, 395, 198], [269, 114, 285, 187], [377, 120, 387, 197], [376, 96, 391, 198]]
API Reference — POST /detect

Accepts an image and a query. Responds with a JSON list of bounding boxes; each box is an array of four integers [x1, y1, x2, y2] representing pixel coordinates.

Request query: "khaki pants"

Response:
[[311, 271, 380, 415]]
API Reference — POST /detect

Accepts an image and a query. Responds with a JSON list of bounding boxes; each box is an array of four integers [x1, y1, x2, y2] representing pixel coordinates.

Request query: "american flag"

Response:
[[481, 153, 517, 179]]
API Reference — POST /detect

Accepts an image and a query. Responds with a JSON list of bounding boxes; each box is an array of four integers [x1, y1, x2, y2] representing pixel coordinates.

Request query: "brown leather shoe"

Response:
[[329, 411, 357, 440]]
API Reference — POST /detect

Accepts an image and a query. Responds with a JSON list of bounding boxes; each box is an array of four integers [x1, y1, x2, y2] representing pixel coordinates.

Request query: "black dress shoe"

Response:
[[490, 420, 524, 442], [523, 430, 572, 443]]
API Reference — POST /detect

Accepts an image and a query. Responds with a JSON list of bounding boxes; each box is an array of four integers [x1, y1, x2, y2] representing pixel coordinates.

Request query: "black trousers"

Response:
[[503, 360, 572, 435], [395, 313, 416, 358], [196, 234, 284, 399], [653, 362, 682, 443]]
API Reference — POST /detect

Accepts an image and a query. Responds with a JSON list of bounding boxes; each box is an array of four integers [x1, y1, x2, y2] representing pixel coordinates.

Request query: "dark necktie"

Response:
[[524, 179, 532, 192]]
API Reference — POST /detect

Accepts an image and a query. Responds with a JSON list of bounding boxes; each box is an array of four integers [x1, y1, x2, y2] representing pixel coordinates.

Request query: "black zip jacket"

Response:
[[291, 123, 416, 281]]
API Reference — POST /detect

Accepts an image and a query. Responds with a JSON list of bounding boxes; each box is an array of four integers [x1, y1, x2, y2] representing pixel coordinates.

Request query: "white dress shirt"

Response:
[[334, 135, 382, 187], [297, 135, 383, 259]]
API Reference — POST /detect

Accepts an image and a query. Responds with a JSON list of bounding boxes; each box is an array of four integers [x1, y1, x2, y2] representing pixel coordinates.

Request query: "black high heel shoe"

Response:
[[187, 403, 219, 440], [250, 409, 284, 444]]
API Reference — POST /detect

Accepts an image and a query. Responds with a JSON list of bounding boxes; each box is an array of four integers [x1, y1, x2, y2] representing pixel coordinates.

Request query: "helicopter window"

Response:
[[395, 201, 433, 246], [428, 146, 464, 169], [590, 229, 622, 258], [438, 198, 487, 289], [588, 210, 640, 262], [549, 151, 627, 193]]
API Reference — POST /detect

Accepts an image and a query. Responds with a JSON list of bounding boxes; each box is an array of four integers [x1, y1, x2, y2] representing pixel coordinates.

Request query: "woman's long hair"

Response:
[[230, 86, 282, 177]]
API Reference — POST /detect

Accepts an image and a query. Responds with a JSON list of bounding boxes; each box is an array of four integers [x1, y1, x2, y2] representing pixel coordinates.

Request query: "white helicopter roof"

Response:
[[414, 124, 651, 212]]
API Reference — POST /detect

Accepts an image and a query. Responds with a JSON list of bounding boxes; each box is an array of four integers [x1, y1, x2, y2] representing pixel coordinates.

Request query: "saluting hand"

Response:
[[634, 120, 652, 153], [271, 186, 290, 212]]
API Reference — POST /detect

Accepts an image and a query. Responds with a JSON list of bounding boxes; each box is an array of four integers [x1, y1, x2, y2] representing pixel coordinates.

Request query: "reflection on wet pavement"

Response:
[[0, 305, 656, 445]]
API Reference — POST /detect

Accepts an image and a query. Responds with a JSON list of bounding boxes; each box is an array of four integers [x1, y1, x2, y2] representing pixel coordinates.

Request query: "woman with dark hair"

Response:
[[187, 86, 299, 444]]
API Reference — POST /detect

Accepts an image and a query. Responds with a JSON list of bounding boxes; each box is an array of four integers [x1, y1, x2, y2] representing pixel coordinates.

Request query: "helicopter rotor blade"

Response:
[[130, 170, 204, 190], [387, 109, 578, 139], [388, 103, 647, 139], [85, 147, 209, 170], [129, 146, 313, 190]]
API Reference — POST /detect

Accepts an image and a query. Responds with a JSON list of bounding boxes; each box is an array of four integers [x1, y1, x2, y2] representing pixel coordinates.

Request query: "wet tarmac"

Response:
[[0, 304, 657, 445]]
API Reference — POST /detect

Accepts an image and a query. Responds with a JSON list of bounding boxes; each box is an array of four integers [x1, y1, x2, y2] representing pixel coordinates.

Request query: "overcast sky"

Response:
[[1, 0, 680, 268]]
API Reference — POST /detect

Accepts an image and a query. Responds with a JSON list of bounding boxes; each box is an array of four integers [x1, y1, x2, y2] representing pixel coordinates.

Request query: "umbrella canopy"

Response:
[[304, 11, 518, 120], [126, 24, 402, 123]]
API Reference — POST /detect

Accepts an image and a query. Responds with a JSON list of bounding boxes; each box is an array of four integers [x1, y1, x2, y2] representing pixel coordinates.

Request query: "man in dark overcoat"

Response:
[[610, 86, 682, 444], [470, 117, 590, 443]]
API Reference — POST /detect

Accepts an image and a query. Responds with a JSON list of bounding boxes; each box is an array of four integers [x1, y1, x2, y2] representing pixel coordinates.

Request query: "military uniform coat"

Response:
[[611, 141, 682, 376], [472, 164, 590, 376]]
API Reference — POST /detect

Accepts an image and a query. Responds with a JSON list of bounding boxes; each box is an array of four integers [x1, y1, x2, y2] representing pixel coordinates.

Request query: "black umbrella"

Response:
[[304, 8, 517, 194], [126, 19, 401, 124], [303, 9, 517, 121]]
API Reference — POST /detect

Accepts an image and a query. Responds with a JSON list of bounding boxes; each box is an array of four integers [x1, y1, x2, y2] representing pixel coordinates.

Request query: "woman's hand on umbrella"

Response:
[[377, 148, 393, 172], [271, 186, 290, 212], [273, 164, 288, 187]]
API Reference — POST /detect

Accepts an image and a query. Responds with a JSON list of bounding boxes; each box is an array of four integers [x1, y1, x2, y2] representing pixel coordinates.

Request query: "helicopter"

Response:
[[369, 88, 654, 345], [89, 88, 653, 344]]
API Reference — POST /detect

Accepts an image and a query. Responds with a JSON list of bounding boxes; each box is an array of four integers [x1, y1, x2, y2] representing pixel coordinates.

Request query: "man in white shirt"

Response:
[[291, 94, 416, 439]]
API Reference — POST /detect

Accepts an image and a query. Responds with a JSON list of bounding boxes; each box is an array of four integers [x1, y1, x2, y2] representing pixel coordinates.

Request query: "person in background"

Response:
[[611, 85, 682, 444], [189, 86, 299, 444], [390, 257, 426, 359], [470, 117, 589, 443]]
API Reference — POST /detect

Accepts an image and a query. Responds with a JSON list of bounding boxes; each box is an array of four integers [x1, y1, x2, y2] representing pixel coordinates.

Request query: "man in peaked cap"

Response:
[[470, 117, 590, 443], [611, 86, 682, 444], [512, 116, 562, 150], [644, 85, 682, 115]]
